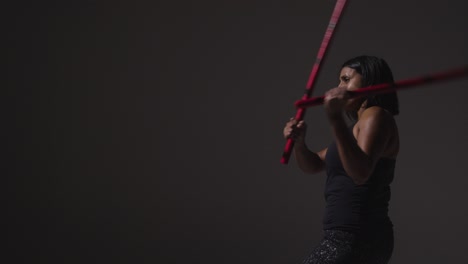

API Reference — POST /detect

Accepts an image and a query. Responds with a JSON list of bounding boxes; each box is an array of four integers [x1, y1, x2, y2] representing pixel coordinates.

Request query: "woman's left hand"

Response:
[[324, 86, 350, 119]]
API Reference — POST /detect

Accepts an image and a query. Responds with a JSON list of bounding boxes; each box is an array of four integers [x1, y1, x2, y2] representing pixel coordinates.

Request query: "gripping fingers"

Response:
[[283, 118, 306, 140]]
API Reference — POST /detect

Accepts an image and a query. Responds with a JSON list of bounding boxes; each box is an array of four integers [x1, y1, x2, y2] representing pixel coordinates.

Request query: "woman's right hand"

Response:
[[283, 118, 307, 143]]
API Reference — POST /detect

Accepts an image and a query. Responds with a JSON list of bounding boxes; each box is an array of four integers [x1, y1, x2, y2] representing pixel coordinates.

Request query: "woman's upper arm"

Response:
[[356, 107, 393, 164]]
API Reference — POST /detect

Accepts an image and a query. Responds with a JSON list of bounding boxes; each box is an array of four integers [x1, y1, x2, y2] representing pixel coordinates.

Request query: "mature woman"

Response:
[[284, 55, 399, 264]]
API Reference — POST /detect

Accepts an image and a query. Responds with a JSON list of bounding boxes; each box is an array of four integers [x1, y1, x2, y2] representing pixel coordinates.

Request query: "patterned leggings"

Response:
[[301, 229, 394, 264]]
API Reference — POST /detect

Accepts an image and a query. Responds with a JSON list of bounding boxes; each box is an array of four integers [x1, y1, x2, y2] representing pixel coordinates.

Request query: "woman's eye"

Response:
[[339, 76, 350, 84]]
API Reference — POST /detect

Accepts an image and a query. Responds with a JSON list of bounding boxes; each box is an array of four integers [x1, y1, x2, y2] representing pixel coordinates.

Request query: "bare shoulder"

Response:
[[360, 106, 394, 123], [356, 106, 397, 133], [357, 106, 399, 158]]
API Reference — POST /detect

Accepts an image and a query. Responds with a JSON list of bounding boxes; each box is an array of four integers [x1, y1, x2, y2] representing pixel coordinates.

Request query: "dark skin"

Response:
[[283, 67, 399, 185]]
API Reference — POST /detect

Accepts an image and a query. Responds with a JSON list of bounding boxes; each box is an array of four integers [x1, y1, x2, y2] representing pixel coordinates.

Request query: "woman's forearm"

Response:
[[294, 142, 325, 174], [329, 115, 373, 184]]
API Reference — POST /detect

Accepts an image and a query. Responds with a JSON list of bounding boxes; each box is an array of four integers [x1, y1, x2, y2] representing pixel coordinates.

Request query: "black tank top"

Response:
[[323, 138, 395, 233]]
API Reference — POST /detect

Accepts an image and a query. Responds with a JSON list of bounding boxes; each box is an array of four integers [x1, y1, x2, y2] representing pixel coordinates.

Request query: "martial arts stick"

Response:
[[294, 65, 468, 108], [281, 0, 349, 164]]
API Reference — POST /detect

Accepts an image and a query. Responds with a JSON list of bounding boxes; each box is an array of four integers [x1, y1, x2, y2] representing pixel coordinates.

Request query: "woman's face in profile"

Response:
[[339, 66, 365, 111]]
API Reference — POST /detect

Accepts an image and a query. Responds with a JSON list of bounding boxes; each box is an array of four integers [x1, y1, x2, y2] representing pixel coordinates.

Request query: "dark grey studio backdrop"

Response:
[[7, 0, 467, 263]]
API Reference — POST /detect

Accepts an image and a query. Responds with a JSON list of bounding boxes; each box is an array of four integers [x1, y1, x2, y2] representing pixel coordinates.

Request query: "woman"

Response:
[[284, 55, 399, 264]]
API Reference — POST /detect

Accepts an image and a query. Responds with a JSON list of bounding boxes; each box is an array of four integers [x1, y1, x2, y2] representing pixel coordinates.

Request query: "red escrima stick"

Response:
[[295, 65, 468, 108], [281, 0, 349, 164]]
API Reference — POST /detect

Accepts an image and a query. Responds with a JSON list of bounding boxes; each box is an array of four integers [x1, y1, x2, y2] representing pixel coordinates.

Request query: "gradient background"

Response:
[[7, 0, 468, 263]]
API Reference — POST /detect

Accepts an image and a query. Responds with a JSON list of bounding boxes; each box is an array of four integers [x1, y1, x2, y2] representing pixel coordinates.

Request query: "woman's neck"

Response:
[[356, 100, 368, 120]]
